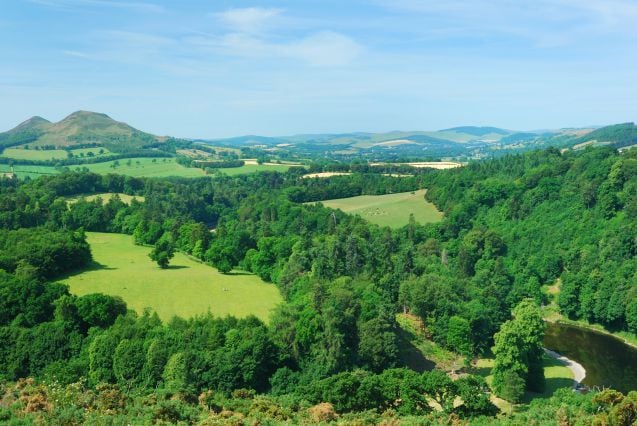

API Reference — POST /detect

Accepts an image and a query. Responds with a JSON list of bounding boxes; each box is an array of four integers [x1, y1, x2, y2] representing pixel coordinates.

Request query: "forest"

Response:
[[0, 146, 635, 424]]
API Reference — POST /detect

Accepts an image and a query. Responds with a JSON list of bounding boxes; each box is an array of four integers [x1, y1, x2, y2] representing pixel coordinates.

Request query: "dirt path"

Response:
[[544, 348, 586, 387]]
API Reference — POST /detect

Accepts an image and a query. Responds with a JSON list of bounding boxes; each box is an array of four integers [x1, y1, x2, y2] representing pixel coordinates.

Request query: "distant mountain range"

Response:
[[203, 123, 637, 160], [1, 111, 635, 160]]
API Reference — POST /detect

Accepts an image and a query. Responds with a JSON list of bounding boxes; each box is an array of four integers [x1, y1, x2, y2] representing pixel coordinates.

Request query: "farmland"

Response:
[[0, 148, 68, 161], [0, 163, 58, 178], [81, 157, 205, 178], [59, 232, 283, 322], [318, 189, 443, 228], [66, 192, 145, 204], [0, 146, 115, 161], [214, 162, 294, 176], [0, 157, 297, 179]]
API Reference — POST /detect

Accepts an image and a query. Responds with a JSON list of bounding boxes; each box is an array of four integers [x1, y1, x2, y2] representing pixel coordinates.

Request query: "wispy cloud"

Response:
[[375, 0, 637, 47], [196, 8, 363, 66], [187, 30, 362, 67], [214, 7, 283, 34], [28, 0, 164, 13]]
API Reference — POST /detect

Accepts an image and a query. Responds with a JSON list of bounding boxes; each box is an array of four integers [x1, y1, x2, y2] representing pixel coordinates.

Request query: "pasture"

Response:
[[215, 163, 293, 176], [82, 157, 206, 178], [319, 189, 442, 228], [0, 164, 58, 179], [0, 148, 68, 161], [59, 232, 283, 322]]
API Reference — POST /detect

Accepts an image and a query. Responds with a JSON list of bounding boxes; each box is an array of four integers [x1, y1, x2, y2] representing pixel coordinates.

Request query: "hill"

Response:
[[440, 126, 511, 137], [0, 111, 163, 153], [572, 122, 637, 150]]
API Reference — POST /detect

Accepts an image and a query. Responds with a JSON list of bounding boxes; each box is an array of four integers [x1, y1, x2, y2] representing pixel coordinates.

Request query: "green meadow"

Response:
[[215, 163, 293, 176], [0, 148, 68, 161], [59, 232, 283, 322], [81, 157, 205, 178], [0, 146, 114, 161], [319, 189, 443, 228], [0, 164, 58, 178]]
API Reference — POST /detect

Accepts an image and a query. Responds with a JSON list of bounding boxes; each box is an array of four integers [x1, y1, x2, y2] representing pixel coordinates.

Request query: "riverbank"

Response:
[[544, 348, 585, 388], [546, 318, 637, 351]]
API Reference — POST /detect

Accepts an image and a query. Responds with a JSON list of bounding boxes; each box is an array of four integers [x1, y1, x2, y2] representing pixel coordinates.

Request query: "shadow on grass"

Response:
[[521, 355, 574, 402], [396, 326, 436, 373], [166, 265, 188, 270], [84, 261, 116, 272], [469, 365, 492, 378], [55, 261, 116, 280]]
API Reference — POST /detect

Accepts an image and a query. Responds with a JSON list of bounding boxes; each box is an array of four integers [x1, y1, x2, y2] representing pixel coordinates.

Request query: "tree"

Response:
[[358, 316, 399, 372], [113, 339, 145, 384], [149, 235, 175, 269], [492, 299, 545, 402], [447, 316, 473, 360]]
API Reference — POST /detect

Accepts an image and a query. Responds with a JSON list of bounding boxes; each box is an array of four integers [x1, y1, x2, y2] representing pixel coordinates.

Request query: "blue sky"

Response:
[[1, 0, 636, 137]]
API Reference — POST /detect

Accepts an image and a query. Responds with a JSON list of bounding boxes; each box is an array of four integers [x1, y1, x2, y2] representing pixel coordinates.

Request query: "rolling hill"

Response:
[[0, 111, 163, 153]]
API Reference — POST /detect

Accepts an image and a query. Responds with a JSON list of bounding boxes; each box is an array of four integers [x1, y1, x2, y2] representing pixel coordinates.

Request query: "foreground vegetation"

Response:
[[0, 145, 635, 424]]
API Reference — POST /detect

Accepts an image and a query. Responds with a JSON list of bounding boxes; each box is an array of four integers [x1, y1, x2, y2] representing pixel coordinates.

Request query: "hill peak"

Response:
[[62, 110, 113, 122], [10, 116, 52, 133]]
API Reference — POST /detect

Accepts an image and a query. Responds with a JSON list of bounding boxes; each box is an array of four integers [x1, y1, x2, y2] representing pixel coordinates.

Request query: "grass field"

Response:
[[474, 354, 573, 406], [0, 147, 114, 161], [0, 157, 295, 180], [0, 164, 58, 179], [215, 163, 293, 176], [319, 189, 442, 228], [67, 192, 145, 205], [82, 158, 206, 178], [1, 148, 68, 161], [69, 147, 115, 158], [59, 232, 283, 322]]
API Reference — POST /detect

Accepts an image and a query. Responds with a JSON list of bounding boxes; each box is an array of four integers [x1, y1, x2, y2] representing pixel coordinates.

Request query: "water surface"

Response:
[[544, 322, 637, 393]]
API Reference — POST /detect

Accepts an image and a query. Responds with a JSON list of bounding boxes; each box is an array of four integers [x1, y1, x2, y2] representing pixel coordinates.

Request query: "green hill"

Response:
[[0, 111, 163, 153], [574, 122, 637, 149]]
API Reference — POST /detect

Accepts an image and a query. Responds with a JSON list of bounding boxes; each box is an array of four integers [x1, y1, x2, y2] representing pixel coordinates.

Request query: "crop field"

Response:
[[319, 189, 443, 228], [60, 232, 283, 322], [82, 157, 206, 178], [67, 192, 145, 204]]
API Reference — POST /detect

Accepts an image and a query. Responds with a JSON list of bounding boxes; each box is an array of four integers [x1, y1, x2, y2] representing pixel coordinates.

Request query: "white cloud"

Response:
[[214, 7, 283, 34], [283, 31, 363, 66], [187, 30, 362, 67], [187, 9, 364, 67]]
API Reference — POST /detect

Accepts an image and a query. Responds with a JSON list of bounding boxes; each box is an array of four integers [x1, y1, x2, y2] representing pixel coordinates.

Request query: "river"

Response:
[[544, 322, 637, 393]]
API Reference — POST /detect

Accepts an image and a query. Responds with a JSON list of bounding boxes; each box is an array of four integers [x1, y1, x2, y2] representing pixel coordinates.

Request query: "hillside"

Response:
[[0, 111, 162, 153], [572, 122, 637, 150]]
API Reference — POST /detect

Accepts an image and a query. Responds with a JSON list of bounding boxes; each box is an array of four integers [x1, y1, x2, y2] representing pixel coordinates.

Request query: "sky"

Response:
[[1, 0, 636, 138]]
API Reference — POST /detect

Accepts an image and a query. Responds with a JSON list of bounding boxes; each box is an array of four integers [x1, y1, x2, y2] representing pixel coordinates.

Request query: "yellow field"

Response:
[[319, 189, 443, 228]]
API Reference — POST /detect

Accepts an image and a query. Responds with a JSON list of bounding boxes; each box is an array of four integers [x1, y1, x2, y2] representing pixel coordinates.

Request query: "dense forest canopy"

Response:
[[0, 146, 635, 424]]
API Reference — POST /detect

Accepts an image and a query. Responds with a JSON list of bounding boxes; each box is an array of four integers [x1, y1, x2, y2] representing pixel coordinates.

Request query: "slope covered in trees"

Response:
[[0, 146, 634, 423]]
